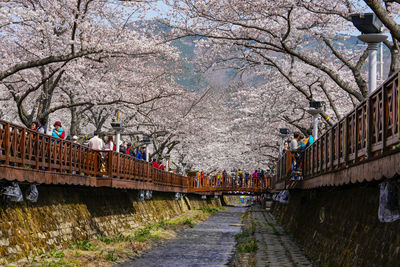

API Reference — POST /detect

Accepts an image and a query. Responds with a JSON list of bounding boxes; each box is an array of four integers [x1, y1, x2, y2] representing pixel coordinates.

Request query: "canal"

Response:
[[117, 207, 245, 266]]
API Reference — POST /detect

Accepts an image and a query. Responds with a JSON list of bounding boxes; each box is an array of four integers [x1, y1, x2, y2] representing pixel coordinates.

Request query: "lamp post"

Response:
[[307, 101, 325, 140], [165, 153, 171, 171], [110, 110, 124, 153], [182, 162, 187, 176], [142, 136, 151, 162], [351, 13, 387, 93]]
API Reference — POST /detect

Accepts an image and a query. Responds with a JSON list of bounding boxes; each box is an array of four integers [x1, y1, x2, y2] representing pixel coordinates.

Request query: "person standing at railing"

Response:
[[299, 129, 313, 149], [159, 160, 165, 171], [88, 131, 104, 150], [37, 118, 47, 134], [136, 147, 146, 160], [52, 121, 65, 139], [30, 122, 38, 132], [152, 159, 159, 169], [72, 136, 79, 144], [290, 132, 300, 150], [252, 170, 257, 187], [104, 136, 114, 150]]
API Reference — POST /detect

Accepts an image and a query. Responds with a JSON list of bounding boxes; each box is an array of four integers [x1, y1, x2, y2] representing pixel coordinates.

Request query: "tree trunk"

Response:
[[389, 44, 400, 76], [69, 107, 82, 136]]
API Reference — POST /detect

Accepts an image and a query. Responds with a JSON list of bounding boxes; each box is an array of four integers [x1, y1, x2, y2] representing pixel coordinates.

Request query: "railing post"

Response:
[[4, 123, 10, 165], [319, 139, 322, 173], [382, 86, 387, 154], [48, 139, 52, 170], [69, 144, 73, 173], [355, 112, 359, 161], [78, 146, 82, 174], [310, 147, 314, 177], [35, 133, 40, 170], [344, 118, 349, 164], [398, 72, 400, 140], [58, 141, 63, 173], [329, 130, 333, 170], [366, 98, 372, 159], [108, 151, 113, 178], [20, 128, 25, 167]]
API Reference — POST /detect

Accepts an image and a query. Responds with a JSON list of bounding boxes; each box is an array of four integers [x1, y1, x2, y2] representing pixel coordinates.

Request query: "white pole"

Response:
[[312, 114, 319, 140], [368, 43, 378, 93], [380, 42, 384, 81], [116, 130, 120, 153], [145, 144, 149, 162]]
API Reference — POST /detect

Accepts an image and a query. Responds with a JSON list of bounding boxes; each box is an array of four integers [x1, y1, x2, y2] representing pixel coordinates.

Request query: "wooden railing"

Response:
[[0, 120, 267, 193], [276, 71, 400, 184], [187, 174, 271, 192]]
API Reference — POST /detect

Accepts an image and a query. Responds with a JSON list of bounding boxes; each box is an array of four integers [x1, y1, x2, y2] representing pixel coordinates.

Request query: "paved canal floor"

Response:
[[117, 207, 245, 267], [117, 205, 313, 267], [252, 206, 314, 267]]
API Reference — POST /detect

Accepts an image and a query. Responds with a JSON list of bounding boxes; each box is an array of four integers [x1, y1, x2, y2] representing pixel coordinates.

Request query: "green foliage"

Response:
[[234, 231, 251, 241], [251, 221, 256, 233], [181, 218, 195, 228], [199, 207, 218, 216], [98, 236, 113, 245], [70, 240, 97, 251], [105, 251, 118, 262], [238, 240, 258, 253], [49, 248, 64, 258], [133, 228, 151, 242], [240, 210, 249, 221]]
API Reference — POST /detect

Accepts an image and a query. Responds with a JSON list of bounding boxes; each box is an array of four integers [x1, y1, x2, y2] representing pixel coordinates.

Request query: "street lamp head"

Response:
[[279, 128, 290, 135], [350, 13, 383, 34], [182, 162, 187, 167], [309, 101, 325, 109], [110, 121, 124, 131], [142, 136, 151, 144]]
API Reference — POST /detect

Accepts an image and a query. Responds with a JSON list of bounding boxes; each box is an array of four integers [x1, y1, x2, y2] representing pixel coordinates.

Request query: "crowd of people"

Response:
[[281, 129, 314, 156], [280, 129, 315, 181], [28, 120, 168, 171], [28, 120, 271, 182]]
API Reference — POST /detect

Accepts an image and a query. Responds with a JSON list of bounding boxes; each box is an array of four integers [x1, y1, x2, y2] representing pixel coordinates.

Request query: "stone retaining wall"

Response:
[[0, 185, 223, 260], [271, 181, 400, 267]]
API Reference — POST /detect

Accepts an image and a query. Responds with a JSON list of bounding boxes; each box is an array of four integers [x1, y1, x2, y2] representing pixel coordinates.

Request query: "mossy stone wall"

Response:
[[271, 183, 400, 267], [0, 185, 222, 260]]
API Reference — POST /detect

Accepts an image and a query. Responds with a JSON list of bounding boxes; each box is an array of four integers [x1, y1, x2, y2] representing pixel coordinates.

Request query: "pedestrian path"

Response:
[[117, 207, 245, 267], [252, 205, 313, 267]]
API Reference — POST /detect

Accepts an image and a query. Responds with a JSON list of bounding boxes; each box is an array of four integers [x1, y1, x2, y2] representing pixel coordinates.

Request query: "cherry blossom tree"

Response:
[[0, 0, 181, 129]]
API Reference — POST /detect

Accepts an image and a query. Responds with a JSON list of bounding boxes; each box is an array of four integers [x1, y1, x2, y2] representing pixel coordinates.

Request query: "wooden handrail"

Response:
[[275, 70, 400, 187], [0, 120, 267, 193]]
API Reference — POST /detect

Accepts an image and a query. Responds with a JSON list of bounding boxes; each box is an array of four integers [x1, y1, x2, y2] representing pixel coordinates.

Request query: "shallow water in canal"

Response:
[[117, 207, 246, 267]]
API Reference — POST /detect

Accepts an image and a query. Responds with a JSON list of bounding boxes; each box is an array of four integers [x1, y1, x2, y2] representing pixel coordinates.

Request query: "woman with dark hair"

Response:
[[104, 136, 114, 151], [37, 118, 46, 134], [30, 121, 38, 132]]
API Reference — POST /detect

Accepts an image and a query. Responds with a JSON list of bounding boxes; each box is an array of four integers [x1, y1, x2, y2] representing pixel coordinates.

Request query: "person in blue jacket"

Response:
[[136, 147, 146, 161]]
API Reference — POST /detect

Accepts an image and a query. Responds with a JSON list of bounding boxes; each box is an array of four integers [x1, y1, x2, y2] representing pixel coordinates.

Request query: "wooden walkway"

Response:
[[276, 71, 400, 190], [0, 120, 269, 194]]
